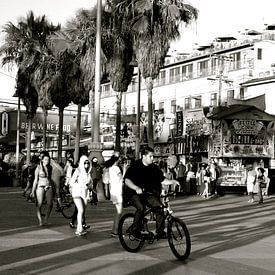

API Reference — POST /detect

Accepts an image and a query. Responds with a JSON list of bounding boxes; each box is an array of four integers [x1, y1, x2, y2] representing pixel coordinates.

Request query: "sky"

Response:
[[0, 0, 275, 101]]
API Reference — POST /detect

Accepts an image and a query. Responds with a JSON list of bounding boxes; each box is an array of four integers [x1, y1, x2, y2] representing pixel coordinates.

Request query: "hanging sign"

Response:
[[1, 112, 8, 136]]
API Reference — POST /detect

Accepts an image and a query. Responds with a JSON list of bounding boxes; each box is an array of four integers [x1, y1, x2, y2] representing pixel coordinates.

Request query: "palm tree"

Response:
[[0, 11, 60, 164], [102, 2, 135, 152], [121, 0, 198, 147], [50, 9, 97, 163]]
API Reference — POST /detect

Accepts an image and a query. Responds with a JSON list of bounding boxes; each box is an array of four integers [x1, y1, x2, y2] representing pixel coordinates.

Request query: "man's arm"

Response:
[[124, 178, 143, 194]]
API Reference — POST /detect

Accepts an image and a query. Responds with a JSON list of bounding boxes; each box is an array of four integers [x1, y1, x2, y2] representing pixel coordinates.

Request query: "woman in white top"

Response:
[[69, 155, 92, 236], [246, 164, 257, 203], [105, 152, 123, 237]]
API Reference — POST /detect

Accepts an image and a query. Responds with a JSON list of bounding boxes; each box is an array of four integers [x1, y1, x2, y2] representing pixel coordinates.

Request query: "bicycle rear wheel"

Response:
[[60, 192, 75, 219], [167, 217, 191, 260], [118, 213, 145, 253]]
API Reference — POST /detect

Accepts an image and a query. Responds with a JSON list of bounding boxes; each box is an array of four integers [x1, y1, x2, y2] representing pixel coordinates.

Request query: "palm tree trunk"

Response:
[[57, 107, 64, 163], [42, 109, 48, 150], [145, 77, 154, 148], [26, 118, 32, 166], [115, 92, 122, 152], [74, 104, 82, 164]]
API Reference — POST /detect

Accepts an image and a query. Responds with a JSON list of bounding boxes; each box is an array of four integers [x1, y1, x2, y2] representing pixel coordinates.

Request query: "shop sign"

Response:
[[222, 119, 274, 158], [232, 120, 263, 135], [20, 122, 71, 133], [176, 111, 183, 136], [1, 112, 8, 136]]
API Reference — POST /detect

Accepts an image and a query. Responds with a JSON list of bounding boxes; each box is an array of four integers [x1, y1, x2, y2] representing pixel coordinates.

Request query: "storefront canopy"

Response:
[[207, 104, 275, 121]]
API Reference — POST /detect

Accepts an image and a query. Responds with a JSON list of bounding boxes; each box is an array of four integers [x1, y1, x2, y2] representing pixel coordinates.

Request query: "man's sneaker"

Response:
[[110, 232, 119, 238], [83, 224, 90, 230], [69, 222, 76, 229], [75, 230, 87, 236]]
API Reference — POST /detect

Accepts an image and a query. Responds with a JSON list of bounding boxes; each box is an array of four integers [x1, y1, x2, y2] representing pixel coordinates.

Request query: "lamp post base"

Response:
[[88, 141, 105, 201]]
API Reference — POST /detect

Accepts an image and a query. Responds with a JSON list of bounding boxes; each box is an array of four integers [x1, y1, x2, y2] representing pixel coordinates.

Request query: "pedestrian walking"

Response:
[[69, 155, 93, 236], [201, 163, 210, 199], [257, 167, 267, 204], [105, 152, 123, 237], [22, 155, 39, 202], [30, 152, 53, 226], [176, 161, 186, 194], [246, 164, 257, 203]]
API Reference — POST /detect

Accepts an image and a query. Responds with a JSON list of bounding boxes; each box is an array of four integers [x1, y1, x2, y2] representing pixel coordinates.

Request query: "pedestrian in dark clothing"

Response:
[[177, 161, 186, 193], [257, 167, 266, 204], [90, 157, 103, 205]]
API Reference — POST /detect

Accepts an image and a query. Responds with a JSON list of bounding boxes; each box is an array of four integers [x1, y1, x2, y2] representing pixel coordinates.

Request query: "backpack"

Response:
[[102, 167, 110, 184]]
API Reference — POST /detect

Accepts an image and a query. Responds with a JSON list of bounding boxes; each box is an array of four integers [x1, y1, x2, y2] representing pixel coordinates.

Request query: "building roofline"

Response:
[[241, 75, 275, 87]]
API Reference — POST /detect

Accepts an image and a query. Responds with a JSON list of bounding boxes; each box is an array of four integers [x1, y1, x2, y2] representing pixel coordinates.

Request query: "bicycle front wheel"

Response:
[[61, 193, 75, 219], [118, 213, 145, 253], [167, 217, 191, 260]]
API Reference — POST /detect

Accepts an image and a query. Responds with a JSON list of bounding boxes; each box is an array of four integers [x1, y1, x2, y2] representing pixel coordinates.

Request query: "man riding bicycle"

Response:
[[124, 147, 179, 239]]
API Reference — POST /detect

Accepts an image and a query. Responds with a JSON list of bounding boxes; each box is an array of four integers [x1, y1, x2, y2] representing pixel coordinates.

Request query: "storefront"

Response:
[[207, 105, 275, 193], [174, 109, 211, 165]]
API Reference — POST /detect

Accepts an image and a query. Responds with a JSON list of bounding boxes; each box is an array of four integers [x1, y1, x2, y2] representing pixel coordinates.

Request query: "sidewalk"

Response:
[[0, 187, 275, 275]]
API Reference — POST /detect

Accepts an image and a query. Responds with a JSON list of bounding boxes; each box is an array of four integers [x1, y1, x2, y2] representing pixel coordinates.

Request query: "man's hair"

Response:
[[141, 146, 154, 157]]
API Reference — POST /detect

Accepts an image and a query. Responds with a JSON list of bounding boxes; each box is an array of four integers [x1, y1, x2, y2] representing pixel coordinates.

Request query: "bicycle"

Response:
[[56, 183, 75, 219], [118, 192, 191, 261]]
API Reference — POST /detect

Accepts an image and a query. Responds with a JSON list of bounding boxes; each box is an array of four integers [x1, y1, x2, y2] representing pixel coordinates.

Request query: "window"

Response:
[[197, 60, 209, 77], [194, 96, 202, 108], [170, 67, 180, 83], [171, 100, 176, 113], [227, 90, 234, 99], [211, 57, 219, 75], [230, 52, 241, 70], [157, 70, 166, 85], [182, 64, 193, 80], [210, 93, 217, 106], [159, 102, 164, 110], [132, 106, 136, 114], [102, 84, 111, 97], [184, 98, 191, 109], [131, 77, 138, 92], [257, 48, 262, 60], [240, 88, 244, 100]]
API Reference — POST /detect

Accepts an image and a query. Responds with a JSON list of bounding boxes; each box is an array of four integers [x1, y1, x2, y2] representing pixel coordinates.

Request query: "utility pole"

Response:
[[208, 54, 233, 106]]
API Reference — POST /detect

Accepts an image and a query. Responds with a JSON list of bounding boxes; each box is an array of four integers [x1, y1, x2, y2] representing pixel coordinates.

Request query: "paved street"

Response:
[[0, 187, 275, 275]]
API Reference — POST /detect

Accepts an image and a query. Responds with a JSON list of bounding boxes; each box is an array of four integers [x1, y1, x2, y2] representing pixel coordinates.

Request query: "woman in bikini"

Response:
[[30, 152, 53, 226]]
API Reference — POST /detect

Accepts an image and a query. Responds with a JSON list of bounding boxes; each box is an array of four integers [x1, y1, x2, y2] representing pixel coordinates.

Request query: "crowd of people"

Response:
[[17, 148, 270, 238]]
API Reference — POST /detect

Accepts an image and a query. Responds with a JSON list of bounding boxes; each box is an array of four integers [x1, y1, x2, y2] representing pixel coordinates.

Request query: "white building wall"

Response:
[[99, 35, 275, 125]]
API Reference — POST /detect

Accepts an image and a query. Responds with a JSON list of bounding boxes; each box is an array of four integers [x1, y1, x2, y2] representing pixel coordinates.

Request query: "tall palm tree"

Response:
[[0, 11, 60, 164], [33, 60, 55, 150], [102, 2, 135, 152], [51, 8, 97, 163], [121, 0, 198, 147]]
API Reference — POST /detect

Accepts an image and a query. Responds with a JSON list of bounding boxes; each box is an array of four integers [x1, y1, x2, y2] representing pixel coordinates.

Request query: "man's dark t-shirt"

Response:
[[124, 159, 165, 198]]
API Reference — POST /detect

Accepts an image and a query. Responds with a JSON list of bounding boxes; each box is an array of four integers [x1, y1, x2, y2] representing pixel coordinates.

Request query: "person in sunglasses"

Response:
[[69, 155, 93, 236]]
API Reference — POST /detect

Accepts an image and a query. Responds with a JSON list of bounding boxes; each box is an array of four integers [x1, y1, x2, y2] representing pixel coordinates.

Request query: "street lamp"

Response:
[[89, 0, 104, 162], [12, 91, 20, 184]]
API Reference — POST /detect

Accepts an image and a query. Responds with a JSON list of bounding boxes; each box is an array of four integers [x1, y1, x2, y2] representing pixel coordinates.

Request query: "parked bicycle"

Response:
[[118, 192, 191, 261]]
